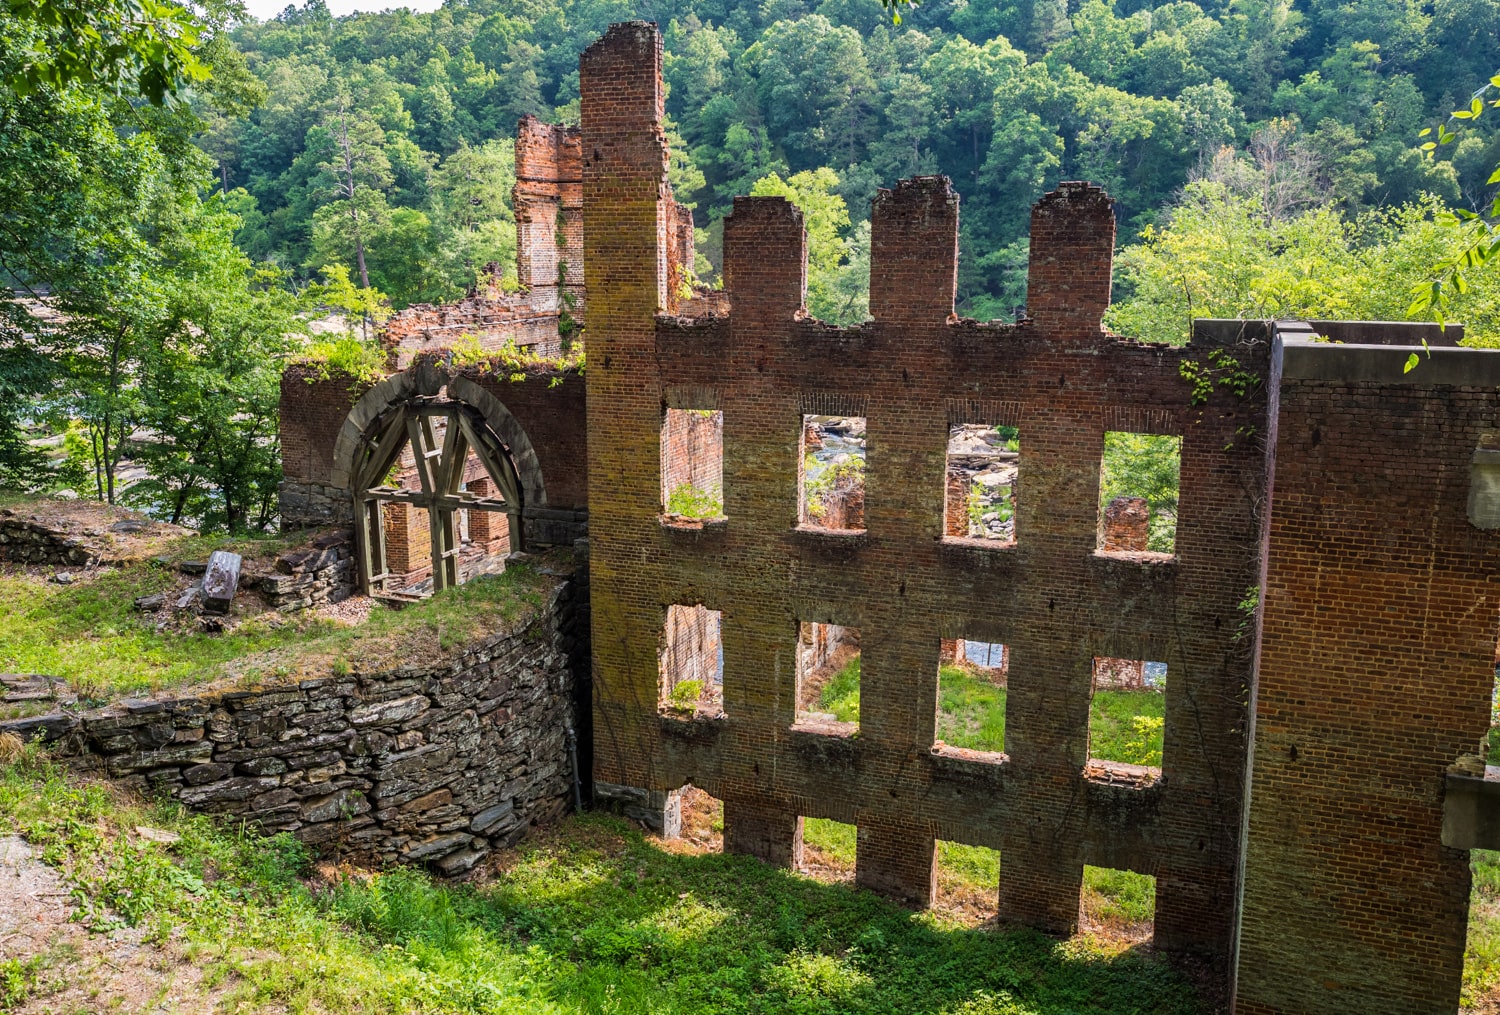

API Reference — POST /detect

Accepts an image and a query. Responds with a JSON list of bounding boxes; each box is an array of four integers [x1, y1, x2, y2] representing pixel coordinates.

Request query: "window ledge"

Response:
[[791, 717, 858, 738], [931, 742, 1009, 766], [659, 514, 727, 531], [1092, 549, 1176, 566], [1083, 759, 1161, 789], [940, 535, 1016, 551]]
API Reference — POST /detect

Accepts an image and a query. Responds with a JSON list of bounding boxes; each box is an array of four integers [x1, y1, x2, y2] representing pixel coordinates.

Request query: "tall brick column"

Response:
[[582, 21, 679, 823], [995, 184, 1119, 934], [1235, 329, 1500, 1013]]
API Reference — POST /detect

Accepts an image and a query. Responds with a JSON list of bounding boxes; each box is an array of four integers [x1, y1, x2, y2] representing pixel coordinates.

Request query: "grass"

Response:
[[937, 665, 1007, 754], [797, 819, 1155, 938], [816, 655, 862, 723], [0, 744, 1202, 1015], [1467, 850, 1500, 1008], [0, 551, 547, 705], [1087, 691, 1165, 768]]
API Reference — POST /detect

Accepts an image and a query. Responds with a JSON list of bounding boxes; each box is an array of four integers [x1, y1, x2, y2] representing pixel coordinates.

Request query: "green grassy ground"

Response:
[[1466, 850, 1500, 1008], [0, 744, 1200, 1015], [0, 555, 545, 706]]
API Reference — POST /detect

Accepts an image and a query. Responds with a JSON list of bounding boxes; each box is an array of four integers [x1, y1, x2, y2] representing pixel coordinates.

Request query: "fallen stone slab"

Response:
[[201, 550, 242, 615]]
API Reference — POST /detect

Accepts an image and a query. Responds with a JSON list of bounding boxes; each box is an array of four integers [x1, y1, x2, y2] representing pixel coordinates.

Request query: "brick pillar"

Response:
[[1235, 333, 1500, 1014], [581, 22, 681, 801], [945, 470, 969, 537], [1026, 182, 1114, 335], [1099, 495, 1149, 551], [856, 817, 936, 908], [724, 799, 803, 868], [382, 501, 428, 576], [466, 477, 509, 551]]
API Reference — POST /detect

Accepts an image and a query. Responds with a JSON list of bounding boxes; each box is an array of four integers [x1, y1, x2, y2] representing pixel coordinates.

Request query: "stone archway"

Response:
[[329, 363, 548, 595]]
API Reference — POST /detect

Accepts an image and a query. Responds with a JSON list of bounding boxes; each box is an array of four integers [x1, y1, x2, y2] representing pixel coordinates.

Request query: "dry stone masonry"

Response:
[[6, 573, 586, 873]]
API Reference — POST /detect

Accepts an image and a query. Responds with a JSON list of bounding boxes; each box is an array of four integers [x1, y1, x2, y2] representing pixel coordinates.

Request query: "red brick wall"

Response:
[[1234, 337, 1500, 1014], [582, 22, 1267, 965], [515, 115, 585, 319], [277, 366, 368, 526], [660, 409, 722, 511]]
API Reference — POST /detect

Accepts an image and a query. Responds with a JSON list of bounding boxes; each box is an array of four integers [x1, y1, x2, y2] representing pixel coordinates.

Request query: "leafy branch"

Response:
[[1408, 72, 1500, 327]]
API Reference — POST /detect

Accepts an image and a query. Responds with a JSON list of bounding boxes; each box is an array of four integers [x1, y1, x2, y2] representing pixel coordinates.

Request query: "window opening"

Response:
[[1081, 865, 1156, 943], [661, 408, 724, 521], [801, 817, 856, 882], [935, 841, 1000, 922], [794, 622, 860, 733], [935, 639, 1008, 755], [1089, 657, 1166, 769], [800, 415, 865, 531], [659, 604, 724, 719], [946, 424, 1018, 543], [1098, 432, 1181, 555]]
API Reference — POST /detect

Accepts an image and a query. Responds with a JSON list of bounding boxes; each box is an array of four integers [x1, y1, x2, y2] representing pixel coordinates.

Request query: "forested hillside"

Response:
[[211, 0, 1500, 321]]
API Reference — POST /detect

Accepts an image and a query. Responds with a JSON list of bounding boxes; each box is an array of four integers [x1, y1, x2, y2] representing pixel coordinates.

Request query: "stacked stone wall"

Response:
[[0, 516, 97, 566], [5, 575, 587, 874]]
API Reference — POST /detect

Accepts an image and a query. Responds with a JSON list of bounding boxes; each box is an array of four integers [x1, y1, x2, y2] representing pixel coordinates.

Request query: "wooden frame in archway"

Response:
[[348, 395, 523, 595]]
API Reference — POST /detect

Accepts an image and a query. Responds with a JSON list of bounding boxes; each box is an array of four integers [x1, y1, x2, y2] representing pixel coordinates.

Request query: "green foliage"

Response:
[[668, 678, 704, 708], [804, 455, 865, 525], [665, 482, 723, 519], [1082, 866, 1157, 925], [1107, 182, 1500, 344], [817, 655, 862, 723], [1099, 432, 1181, 553], [1467, 850, 1500, 1006], [298, 335, 389, 385], [1411, 72, 1500, 325], [1, 0, 210, 104], [0, 749, 1205, 1015], [1089, 690, 1167, 767]]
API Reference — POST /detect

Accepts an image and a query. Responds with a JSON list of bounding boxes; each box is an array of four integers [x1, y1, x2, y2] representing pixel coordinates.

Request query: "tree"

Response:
[[316, 99, 394, 289], [1410, 72, 1500, 324], [1, 0, 209, 103]]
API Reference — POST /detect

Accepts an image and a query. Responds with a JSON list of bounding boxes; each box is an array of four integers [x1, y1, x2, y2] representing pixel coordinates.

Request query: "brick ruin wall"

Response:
[[3, 574, 588, 875], [378, 114, 700, 370], [1235, 330, 1500, 1015], [277, 363, 589, 551], [583, 20, 1265, 959], [379, 118, 585, 367], [577, 21, 1500, 1013]]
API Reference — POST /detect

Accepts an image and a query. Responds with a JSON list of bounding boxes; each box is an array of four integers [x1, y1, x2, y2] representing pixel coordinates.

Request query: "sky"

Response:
[[240, 0, 445, 20]]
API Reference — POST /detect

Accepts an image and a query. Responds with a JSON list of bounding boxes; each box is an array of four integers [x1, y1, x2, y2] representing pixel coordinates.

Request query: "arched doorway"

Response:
[[330, 365, 548, 597]]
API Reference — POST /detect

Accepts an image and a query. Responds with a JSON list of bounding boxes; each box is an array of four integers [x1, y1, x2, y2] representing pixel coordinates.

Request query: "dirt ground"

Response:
[[0, 834, 238, 1015]]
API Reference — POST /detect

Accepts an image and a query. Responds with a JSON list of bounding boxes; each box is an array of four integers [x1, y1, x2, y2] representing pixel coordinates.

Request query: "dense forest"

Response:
[[1, 0, 1498, 526], [209, 0, 1500, 322]]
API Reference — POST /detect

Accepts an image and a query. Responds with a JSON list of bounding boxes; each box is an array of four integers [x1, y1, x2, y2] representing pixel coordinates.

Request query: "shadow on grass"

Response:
[[324, 813, 1202, 1015]]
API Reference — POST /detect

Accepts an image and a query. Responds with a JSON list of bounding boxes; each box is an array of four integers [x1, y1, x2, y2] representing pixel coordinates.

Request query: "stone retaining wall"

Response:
[[5, 575, 588, 875], [0, 517, 96, 566]]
